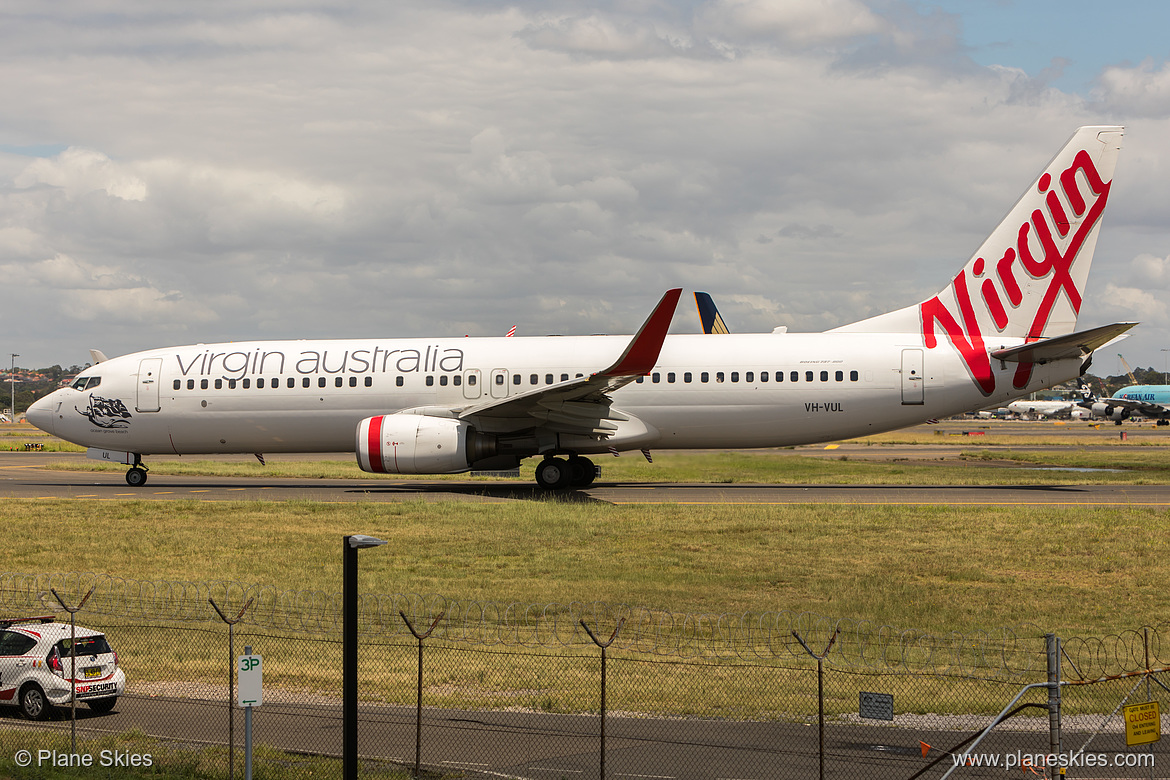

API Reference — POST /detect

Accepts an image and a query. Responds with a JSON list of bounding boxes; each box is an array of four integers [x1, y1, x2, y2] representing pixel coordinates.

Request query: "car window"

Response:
[[55, 635, 112, 656], [0, 630, 38, 656]]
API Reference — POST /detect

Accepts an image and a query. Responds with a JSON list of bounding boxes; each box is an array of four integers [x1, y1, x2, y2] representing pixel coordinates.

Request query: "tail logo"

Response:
[[921, 149, 1111, 396]]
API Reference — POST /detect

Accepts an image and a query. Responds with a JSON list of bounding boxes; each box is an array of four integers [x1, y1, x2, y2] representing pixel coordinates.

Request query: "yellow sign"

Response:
[[1124, 701, 1161, 746]]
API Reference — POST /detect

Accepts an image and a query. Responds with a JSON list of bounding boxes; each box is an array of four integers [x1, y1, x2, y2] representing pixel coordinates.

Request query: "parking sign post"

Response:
[[239, 647, 262, 780]]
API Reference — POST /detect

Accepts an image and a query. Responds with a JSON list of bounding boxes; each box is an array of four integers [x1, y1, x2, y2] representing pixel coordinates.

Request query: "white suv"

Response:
[[0, 616, 126, 720]]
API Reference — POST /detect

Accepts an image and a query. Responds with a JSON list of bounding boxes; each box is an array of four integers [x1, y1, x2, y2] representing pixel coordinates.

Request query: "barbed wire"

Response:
[[1, 571, 1164, 678]]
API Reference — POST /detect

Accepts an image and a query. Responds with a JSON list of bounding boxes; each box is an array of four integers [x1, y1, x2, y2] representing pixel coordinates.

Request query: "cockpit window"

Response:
[[70, 376, 101, 391]]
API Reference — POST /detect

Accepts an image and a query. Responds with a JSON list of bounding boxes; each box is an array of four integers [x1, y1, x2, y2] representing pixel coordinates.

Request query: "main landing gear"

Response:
[[125, 455, 149, 487], [535, 454, 597, 490]]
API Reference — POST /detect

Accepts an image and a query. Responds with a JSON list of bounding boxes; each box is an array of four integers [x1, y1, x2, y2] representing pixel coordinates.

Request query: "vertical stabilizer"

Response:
[[833, 126, 1123, 342]]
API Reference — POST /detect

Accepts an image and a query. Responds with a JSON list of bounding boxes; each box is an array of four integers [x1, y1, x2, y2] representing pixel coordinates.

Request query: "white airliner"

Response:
[[28, 126, 1134, 489]]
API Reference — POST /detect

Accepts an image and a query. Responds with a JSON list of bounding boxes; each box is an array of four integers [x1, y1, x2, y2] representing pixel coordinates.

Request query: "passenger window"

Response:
[[835, 371, 843, 382], [258, 379, 265, 389], [468, 375, 477, 386], [319, 377, 326, 388], [701, 372, 709, 383], [440, 375, 448, 386], [215, 379, 223, 390], [667, 372, 676, 383], [229, 379, 237, 389], [0, 631, 37, 656], [530, 374, 538, 385], [335, 377, 343, 387], [684, 372, 692, 383], [747, 371, 755, 382], [396, 377, 404, 387], [364, 377, 372, 387], [560, 373, 569, 382], [426, 376, 434, 387], [820, 371, 828, 382], [716, 372, 725, 383], [850, 370, 859, 381], [173, 380, 181, 390], [272, 378, 279, 389], [287, 378, 295, 388], [805, 371, 814, 382], [791, 371, 799, 382], [242, 379, 250, 389], [636, 377, 644, 383], [495, 374, 504, 385], [652, 373, 661, 383], [200, 379, 208, 390], [513, 375, 521, 385], [453, 375, 461, 386], [349, 377, 357, 387], [545, 374, 553, 384], [731, 372, 739, 383]]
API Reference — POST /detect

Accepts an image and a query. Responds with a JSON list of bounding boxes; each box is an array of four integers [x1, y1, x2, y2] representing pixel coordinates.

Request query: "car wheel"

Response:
[[20, 684, 51, 721], [87, 697, 117, 714]]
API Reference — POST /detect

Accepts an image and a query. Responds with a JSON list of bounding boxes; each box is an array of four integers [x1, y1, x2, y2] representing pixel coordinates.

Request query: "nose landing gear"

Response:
[[125, 455, 148, 487]]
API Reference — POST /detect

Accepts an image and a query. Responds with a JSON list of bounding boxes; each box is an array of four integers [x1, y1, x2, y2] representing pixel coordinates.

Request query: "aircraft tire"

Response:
[[535, 457, 572, 490], [126, 467, 148, 487], [568, 456, 596, 488]]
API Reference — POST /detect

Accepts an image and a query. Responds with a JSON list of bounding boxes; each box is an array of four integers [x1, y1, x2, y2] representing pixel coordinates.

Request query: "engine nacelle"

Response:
[[1090, 403, 1129, 422], [357, 414, 493, 474]]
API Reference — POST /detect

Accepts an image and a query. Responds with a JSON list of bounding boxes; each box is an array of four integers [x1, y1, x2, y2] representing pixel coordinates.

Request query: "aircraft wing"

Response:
[[1086, 396, 1170, 419], [454, 289, 681, 433], [989, 322, 1137, 364]]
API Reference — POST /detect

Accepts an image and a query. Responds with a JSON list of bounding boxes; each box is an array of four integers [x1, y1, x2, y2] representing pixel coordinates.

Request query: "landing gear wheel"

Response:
[[20, 684, 51, 721], [126, 467, 148, 487], [535, 457, 572, 490], [568, 456, 596, 488]]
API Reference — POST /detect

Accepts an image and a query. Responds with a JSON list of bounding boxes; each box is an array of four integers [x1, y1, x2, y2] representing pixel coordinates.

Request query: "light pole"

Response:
[[343, 534, 386, 780], [9, 354, 17, 424], [1162, 349, 1169, 385]]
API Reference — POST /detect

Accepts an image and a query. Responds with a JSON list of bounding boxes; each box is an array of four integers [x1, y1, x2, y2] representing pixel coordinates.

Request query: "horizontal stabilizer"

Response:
[[989, 322, 1137, 364]]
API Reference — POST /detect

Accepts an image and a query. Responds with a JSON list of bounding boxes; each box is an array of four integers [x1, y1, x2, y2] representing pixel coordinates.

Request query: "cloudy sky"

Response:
[[2, 0, 1169, 376]]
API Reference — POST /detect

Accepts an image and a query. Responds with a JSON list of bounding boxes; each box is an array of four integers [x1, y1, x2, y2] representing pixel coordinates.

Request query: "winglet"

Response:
[[597, 289, 682, 377], [89, 349, 109, 364]]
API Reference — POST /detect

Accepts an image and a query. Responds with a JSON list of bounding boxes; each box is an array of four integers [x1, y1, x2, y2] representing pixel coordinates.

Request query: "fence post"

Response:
[[210, 597, 254, 780], [400, 610, 444, 780], [793, 628, 839, 780], [1046, 633, 1062, 779], [50, 587, 95, 757], [581, 619, 625, 780]]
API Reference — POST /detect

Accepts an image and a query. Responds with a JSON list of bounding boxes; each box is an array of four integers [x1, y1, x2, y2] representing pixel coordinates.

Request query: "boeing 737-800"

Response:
[[28, 126, 1134, 489]]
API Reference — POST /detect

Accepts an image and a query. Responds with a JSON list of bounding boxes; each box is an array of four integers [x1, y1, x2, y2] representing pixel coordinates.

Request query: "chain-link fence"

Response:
[[1, 572, 1167, 778]]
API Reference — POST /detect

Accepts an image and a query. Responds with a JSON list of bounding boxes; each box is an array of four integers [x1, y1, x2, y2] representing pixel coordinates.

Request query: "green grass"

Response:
[[4, 499, 1168, 633]]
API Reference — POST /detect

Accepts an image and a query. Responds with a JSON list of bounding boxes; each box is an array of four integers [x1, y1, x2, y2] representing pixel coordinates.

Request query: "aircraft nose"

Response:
[[25, 393, 58, 435]]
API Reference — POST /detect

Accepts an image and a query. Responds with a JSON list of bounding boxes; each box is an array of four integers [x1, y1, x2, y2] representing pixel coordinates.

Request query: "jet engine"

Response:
[[356, 414, 497, 474], [1090, 403, 1130, 422]]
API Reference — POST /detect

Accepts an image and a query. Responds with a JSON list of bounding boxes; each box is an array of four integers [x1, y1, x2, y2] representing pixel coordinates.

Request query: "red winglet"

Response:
[[598, 288, 682, 377]]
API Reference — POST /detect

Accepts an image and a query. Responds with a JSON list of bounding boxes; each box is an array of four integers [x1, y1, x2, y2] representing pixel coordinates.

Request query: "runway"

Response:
[[4, 449, 1170, 505]]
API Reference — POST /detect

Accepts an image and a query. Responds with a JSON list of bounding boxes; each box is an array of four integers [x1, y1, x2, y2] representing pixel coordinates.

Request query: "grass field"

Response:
[[4, 498, 1167, 634], [4, 420, 1170, 635]]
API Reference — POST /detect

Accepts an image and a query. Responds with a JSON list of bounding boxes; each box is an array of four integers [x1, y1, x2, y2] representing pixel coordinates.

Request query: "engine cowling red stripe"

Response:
[[367, 416, 385, 473]]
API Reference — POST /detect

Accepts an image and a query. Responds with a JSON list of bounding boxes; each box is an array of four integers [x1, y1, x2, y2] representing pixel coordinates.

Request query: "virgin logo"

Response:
[[920, 150, 1111, 396]]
